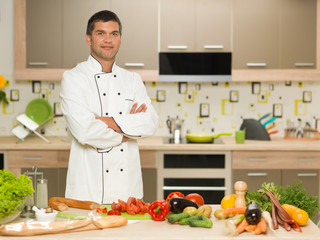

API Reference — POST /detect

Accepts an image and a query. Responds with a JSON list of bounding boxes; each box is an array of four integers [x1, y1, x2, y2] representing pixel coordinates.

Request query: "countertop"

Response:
[[2, 205, 320, 240], [0, 135, 320, 151]]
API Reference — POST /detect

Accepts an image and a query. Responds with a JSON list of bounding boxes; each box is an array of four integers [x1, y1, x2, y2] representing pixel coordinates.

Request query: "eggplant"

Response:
[[169, 197, 199, 214], [245, 201, 262, 225]]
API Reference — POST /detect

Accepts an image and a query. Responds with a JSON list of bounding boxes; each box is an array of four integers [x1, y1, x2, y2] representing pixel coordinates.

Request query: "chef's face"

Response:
[[86, 21, 121, 63]]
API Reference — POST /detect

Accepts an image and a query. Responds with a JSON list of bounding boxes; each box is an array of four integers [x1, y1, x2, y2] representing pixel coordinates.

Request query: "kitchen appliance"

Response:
[[157, 151, 232, 204], [0, 151, 8, 170], [159, 52, 232, 82], [166, 117, 184, 144]]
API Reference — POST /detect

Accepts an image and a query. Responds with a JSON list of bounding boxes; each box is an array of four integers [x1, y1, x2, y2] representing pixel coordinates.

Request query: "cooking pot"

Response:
[[186, 132, 232, 143]]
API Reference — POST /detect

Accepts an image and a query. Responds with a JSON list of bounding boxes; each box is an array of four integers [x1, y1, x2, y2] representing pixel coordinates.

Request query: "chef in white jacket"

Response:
[[60, 10, 158, 204]]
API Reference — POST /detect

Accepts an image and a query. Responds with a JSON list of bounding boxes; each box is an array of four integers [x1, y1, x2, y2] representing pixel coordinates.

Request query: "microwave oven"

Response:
[[159, 52, 232, 82]]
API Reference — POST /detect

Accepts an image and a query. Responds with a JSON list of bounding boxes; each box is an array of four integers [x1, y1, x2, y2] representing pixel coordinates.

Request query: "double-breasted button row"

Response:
[[106, 168, 124, 173]]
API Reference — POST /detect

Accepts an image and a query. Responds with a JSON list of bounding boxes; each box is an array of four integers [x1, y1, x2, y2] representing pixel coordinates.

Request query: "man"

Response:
[[60, 10, 158, 204]]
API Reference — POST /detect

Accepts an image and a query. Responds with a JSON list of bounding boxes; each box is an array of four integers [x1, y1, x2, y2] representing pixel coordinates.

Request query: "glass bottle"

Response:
[[36, 179, 48, 209]]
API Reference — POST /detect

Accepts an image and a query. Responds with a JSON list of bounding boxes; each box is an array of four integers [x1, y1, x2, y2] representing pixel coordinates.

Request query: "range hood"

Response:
[[159, 52, 232, 82]]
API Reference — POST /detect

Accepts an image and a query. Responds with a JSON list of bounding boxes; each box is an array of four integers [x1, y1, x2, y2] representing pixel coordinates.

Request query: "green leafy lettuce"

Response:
[[0, 169, 34, 219]]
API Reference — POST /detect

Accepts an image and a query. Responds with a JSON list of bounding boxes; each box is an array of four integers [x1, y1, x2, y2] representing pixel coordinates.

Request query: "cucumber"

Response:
[[167, 212, 189, 223], [189, 216, 213, 228], [179, 215, 202, 225]]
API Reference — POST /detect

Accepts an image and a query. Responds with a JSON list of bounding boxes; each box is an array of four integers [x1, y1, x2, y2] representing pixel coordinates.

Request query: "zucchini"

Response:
[[167, 212, 189, 223], [179, 215, 201, 225]]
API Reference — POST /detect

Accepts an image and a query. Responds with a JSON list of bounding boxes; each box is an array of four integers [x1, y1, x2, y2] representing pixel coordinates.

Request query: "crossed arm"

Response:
[[95, 103, 147, 142]]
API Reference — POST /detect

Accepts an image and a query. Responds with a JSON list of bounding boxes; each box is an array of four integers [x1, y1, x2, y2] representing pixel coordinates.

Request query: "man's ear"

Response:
[[86, 34, 91, 46]]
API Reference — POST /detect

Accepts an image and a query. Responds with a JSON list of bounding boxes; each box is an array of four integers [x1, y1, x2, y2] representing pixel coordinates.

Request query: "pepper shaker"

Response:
[[234, 181, 247, 208], [36, 179, 48, 209]]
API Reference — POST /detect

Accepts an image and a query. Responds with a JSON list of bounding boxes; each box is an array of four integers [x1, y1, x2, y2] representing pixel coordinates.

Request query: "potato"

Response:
[[183, 206, 198, 216], [214, 208, 228, 219], [197, 205, 212, 218]]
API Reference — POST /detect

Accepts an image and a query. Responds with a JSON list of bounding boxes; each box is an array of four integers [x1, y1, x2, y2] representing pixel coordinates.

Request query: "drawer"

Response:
[[8, 150, 69, 168], [282, 169, 319, 197], [233, 169, 281, 192], [232, 151, 320, 169]]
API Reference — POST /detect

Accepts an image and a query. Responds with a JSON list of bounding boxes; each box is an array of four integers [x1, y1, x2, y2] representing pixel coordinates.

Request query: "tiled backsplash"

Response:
[[1, 77, 320, 139]]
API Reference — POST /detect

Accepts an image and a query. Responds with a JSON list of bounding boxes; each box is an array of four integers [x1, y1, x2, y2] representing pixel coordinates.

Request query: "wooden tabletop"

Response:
[[2, 205, 320, 240]]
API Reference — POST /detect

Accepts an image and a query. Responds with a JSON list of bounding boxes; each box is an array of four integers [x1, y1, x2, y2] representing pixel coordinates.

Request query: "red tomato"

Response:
[[107, 209, 121, 216], [185, 193, 204, 206], [165, 192, 185, 202]]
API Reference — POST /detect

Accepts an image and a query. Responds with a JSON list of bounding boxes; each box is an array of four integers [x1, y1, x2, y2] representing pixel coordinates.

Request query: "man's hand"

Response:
[[130, 103, 147, 114]]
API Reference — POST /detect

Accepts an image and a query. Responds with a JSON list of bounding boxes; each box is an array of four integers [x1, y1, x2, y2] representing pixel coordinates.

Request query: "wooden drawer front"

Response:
[[140, 150, 156, 168], [233, 169, 281, 192], [8, 151, 66, 168], [233, 151, 320, 169], [282, 169, 319, 197]]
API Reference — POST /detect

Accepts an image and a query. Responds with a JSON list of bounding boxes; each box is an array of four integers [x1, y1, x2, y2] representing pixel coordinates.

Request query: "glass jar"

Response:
[[36, 179, 48, 209]]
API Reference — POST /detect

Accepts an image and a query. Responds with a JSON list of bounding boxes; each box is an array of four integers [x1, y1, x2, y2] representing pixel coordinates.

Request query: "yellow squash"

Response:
[[282, 204, 309, 226]]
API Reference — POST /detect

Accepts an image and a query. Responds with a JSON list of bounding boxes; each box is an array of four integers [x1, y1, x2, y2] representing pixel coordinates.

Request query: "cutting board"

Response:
[[101, 205, 152, 220]]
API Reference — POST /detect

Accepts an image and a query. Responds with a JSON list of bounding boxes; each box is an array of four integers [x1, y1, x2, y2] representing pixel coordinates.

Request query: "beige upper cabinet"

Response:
[[160, 0, 232, 52], [112, 0, 158, 70], [26, 0, 63, 68], [62, 0, 111, 69], [195, 0, 232, 52], [232, 0, 281, 69], [280, 0, 317, 69], [160, 0, 195, 51]]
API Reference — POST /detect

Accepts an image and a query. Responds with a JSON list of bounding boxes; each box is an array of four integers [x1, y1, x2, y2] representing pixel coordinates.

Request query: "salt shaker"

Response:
[[36, 179, 48, 209]]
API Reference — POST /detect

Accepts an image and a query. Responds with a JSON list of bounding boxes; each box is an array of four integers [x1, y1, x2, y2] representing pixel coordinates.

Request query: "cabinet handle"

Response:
[[247, 173, 268, 177], [167, 45, 188, 50], [294, 63, 315, 67], [297, 173, 317, 177], [28, 62, 49, 66], [124, 63, 145, 67], [246, 63, 267, 67], [248, 158, 267, 161], [23, 156, 42, 160], [298, 158, 316, 162], [163, 186, 227, 191], [203, 45, 224, 49]]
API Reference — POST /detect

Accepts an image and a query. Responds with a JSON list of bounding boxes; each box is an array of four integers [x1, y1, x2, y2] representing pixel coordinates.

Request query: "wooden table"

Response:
[[2, 206, 320, 240]]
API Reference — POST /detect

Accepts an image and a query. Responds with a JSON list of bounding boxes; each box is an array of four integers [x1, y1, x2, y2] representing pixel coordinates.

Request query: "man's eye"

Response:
[[97, 32, 104, 35], [112, 32, 119, 36]]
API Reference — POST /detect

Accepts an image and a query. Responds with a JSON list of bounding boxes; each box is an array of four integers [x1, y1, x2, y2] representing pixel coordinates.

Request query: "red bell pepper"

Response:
[[165, 192, 185, 202], [148, 200, 171, 221]]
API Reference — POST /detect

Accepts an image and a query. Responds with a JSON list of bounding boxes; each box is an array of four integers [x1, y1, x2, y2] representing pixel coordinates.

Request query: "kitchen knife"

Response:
[[262, 116, 277, 128], [258, 113, 271, 123]]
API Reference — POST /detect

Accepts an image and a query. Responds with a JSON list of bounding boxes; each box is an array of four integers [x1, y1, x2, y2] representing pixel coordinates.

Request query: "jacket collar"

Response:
[[87, 55, 117, 73]]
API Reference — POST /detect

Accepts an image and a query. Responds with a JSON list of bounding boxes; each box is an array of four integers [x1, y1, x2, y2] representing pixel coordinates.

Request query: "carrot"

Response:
[[236, 219, 249, 234], [254, 218, 267, 235], [222, 207, 246, 215], [245, 225, 257, 232]]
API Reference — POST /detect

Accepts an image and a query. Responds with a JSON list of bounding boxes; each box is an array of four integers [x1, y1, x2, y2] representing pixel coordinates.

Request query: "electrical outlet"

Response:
[[200, 103, 209, 118]]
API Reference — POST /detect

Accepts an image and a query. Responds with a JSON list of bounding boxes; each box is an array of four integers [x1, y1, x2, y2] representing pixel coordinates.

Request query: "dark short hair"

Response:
[[86, 10, 122, 36]]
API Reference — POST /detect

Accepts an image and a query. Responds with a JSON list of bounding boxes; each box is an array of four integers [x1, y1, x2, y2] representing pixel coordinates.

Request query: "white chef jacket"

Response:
[[60, 55, 158, 204]]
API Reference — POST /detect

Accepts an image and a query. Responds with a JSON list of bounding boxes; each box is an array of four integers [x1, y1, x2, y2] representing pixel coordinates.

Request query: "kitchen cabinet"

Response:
[[111, 0, 158, 70], [160, 0, 232, 52], [62, 0, 110, 69], [280, 0, 317, 69], [232, 0, 281, 69], [232, 151, 320, 198], [26, 0, 63, 68], [233, 0, 317, 70]]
